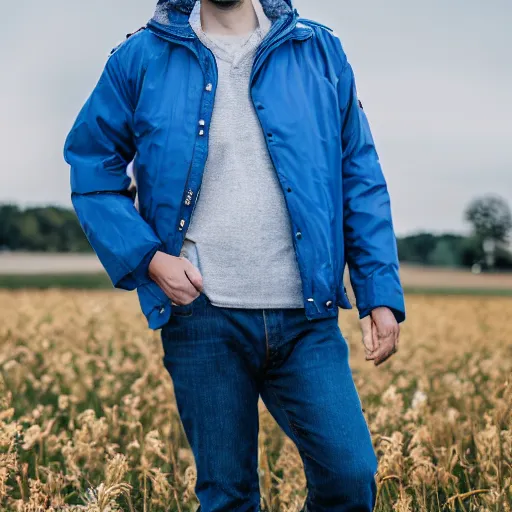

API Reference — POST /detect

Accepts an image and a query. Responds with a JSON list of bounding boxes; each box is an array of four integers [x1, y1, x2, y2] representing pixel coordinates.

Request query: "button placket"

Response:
[[178, 74, 214, 236]]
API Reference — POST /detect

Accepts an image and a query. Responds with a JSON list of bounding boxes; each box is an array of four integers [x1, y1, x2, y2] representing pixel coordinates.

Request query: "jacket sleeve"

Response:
[[338, 60, 406, 323], [64, 50, 163, 291]]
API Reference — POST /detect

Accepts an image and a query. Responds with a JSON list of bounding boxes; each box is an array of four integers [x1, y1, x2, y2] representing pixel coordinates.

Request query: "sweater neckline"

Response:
[[189, 0, 271, 66], [199, 29, 262, 65]]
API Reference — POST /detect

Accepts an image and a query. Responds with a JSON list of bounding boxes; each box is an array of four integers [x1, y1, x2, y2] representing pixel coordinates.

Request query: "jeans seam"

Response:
[[262, 311, 270, 367], [266, 383, 298, 439]]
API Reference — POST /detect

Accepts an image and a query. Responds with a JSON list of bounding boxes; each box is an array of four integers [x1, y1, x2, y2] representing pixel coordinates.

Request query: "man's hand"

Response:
[[360, 307, 400, 366], [148, 251, 203, 306]]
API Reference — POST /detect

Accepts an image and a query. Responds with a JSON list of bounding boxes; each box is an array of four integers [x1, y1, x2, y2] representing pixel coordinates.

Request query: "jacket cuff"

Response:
[[114, 243, 164, 290], [137, 281, 172, 330], [354, 264, 406, 323]]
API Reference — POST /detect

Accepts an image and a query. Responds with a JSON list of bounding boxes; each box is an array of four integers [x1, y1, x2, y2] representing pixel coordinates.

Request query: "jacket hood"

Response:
[[153, 0, 293, 25]]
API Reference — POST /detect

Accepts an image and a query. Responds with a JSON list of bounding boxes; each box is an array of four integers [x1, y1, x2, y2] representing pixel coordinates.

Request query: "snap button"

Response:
[[178, 219, 186, 231], [199, 120, 205, 126], [307, 298, 314, 302], [296, 232, 302, 239], [199, 130, 205, 136], [205, 83, 213, 92], [326, 300, 333, 308], [159, 307, 165, 315]]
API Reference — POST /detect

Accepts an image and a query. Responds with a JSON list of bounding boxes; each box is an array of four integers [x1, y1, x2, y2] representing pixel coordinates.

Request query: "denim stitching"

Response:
[[262, 311, 270, 367]]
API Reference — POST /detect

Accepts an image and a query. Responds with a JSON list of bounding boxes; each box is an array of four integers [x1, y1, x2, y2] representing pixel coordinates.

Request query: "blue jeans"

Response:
[[161, 293, 378, 512]]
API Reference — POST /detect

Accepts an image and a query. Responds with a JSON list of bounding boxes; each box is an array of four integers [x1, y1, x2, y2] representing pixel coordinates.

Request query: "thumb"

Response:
[[360, 315, 375, 355], [183, 260, 204, 292]]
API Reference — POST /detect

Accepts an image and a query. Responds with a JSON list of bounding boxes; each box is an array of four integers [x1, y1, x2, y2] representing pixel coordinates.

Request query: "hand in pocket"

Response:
[[149, 251, 203, 306]]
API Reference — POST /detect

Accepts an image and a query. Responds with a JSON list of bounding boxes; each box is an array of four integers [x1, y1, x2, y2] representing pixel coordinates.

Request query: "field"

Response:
[[0, 290, 511, 512]]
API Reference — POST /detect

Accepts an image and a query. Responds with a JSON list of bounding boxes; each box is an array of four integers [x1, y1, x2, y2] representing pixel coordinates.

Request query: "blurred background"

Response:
[[0, 0, 511, 289]]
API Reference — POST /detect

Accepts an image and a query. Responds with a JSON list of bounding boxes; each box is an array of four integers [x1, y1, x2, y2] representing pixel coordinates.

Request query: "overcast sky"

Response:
[[1, 0, 511, 236]]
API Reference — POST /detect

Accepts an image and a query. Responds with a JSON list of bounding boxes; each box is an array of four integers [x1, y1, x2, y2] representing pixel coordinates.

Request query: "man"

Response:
[[64, 0, 405, 510]]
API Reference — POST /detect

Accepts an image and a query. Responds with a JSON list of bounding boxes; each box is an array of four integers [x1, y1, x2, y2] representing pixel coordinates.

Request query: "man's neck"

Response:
[[201, 0, 258, 36]]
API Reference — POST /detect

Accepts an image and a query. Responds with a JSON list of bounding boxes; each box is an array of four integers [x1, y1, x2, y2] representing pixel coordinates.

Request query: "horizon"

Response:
[[0, 199, 501, 240]]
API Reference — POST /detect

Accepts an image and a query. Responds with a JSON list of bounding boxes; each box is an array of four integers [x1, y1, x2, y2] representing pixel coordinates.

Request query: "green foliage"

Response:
[[0, 204, 91, 252], [427, 239, 459, 267], [0, 273, 111, 289], [396, 233, 438, 264], [495, 245, 512, 270], [465, 195, 512, 243], [398, 233, 478, 268]]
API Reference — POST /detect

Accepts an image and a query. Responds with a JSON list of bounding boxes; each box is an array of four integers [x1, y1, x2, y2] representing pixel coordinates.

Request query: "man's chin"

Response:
[[208, 0, 244, 9]]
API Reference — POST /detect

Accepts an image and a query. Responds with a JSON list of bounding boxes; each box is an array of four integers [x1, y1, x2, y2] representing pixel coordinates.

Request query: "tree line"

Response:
[[397, 232, 512, 270], [0, 204, 92, 253], [1, 195, 511, 270]]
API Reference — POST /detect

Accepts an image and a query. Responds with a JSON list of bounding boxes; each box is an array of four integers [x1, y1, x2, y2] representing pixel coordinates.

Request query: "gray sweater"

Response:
[[181, 0, 303, 309]]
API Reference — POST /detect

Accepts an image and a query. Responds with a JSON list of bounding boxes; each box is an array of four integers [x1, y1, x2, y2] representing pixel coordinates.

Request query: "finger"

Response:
[[171, 289, 200, 306], [365, 326, 380, 360], [360, 316, 375, 353], [373, 320, 400, 346], [159, 280, 180, 303], [374, 345, 398, 366], [372, 339, 398, 366], [372, 319, 381, 349], [365, 321, 381, 361], [183, 262, 204, 292], [364, 348, 374, 360], [162, 274, 198, 304], [371, 331, 395, 358]]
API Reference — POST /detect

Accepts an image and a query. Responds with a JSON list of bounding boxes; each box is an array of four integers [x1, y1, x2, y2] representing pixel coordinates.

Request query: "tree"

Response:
[[0, 204, 21, 250], [396, 233, 438, 265], [465, 195, 512, 269], [428, 239, 460, 267], [0, 204, 92, 253]]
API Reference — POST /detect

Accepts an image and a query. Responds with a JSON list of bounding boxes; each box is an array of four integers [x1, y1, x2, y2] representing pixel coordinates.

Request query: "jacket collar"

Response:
[[153, 0, 292, 26], [148, 0, 311, 46], [189, 0, 272, 50]]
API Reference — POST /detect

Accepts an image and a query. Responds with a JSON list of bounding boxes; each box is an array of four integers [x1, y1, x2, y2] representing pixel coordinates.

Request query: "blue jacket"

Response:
[[64, 0, 405, 330]]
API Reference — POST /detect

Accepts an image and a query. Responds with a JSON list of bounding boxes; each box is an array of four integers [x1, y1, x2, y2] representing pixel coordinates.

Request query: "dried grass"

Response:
[[0, 290, 510, 511]]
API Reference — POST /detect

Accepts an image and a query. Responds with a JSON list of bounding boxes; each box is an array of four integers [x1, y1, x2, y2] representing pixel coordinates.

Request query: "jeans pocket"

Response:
[[170, 291, 209, 318], [171, 302, 194, 317]]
